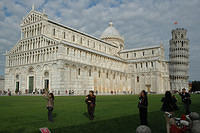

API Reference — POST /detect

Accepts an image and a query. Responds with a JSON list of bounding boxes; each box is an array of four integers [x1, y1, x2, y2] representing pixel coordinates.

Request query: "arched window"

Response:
[[78, 68, 80, 76], [74, 49, 76, 56], [98, 71, 101, 78], [151, 62, 154, 67], [93, 42, 95, 48], [53, 28, 55, 36], [80, 37, 82, 44], [72, 35, 75, 42], [106, 72, 109, 78], [88, 40, 89, 46], [89, 69, 91, 77], [137, 76, 139, 82], [63, 32, 66, 39], [67, 48, 69, 55], [181, 34, 184, 38]]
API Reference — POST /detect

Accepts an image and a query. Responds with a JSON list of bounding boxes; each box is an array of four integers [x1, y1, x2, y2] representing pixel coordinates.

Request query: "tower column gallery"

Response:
[[169, 28, 190, 91]]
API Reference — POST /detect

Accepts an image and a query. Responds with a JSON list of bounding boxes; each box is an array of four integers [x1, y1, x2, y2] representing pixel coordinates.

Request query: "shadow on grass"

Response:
[[48, 110, 166, 133]]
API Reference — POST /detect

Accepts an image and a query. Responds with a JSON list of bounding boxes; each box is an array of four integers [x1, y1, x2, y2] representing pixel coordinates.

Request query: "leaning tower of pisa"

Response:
[[169, 28, 190, 91]]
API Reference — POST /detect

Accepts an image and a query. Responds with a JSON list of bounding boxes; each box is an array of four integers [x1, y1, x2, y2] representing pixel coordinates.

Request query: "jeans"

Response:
[[139, 108, 148, 125], [47, 107, 53, 122], [184, 104, 190, 115], [87, 104, 95, 120]]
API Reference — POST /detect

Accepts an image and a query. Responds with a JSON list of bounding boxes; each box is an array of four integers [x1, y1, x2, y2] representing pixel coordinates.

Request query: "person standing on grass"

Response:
[[43, 91, 54, 122], [138, 90, 148, 125], [161, 91, 178, 133], [179, 88, 191, 115], [85, 90, 96, 120]]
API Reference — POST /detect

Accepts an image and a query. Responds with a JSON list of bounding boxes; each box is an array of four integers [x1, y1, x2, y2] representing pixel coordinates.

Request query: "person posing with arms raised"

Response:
[[43, 90, 54, 122], [85, 90, 96, 120], [161, 91, 178, 133], [138, 90, 148, 125], [179, 88, 191, 115]]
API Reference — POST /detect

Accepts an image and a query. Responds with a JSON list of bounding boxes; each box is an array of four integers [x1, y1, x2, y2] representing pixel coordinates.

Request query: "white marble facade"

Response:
[[4, 7, 170, 95], [0, 76, 4, 90]]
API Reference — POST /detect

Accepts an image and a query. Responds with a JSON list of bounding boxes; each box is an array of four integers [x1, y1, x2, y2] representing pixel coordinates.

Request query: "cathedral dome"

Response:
[[100, 22, 123, 40]]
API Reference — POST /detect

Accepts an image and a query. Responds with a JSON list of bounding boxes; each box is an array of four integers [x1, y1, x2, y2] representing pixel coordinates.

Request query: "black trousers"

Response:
[[47, 107, 53, 122], [184, 103, 190, 115], [139, 108, 148, 125], [87, 104, 95, 120]]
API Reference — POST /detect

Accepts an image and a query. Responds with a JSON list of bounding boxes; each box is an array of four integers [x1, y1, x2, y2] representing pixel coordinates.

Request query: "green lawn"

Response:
[[0, 94, 200, 133]]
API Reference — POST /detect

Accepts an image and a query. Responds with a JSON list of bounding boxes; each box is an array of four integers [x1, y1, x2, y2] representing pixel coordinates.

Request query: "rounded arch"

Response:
[[28, 66, 34, 73], [43, 64, 49, 71], [36, 65, 41, 72]]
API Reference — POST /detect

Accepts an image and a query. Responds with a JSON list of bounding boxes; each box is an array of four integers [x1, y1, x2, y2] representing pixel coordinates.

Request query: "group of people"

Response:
[[42, 88, 191, 133], [43, 90, 96, 122], [137, 88, 191, 133], [0, 89, 11, 96]]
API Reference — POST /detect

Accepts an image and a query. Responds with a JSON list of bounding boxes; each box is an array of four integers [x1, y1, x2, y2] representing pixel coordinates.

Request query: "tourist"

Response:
[[179, 88, 191, 115], [161, 91, 178, 133], [43, 91, 54, 122], [85, 90, 96, 120], [138, 90, 148, 125], [172, 95, 179, 110], [8, 89, 11, 96]]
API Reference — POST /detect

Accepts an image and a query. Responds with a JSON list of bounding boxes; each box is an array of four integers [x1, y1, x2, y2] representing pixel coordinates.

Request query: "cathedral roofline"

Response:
[[47, 19, 118, 48], [6, 34, 59, 55], [21, 9, 44, 25], [119, 45, 161, 53], [61, 40, 163, 64], [127, 57, 160, 63]]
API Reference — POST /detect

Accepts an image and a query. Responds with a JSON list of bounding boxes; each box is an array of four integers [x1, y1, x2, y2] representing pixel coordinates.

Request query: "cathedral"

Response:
[[4, 7, 170, 95]]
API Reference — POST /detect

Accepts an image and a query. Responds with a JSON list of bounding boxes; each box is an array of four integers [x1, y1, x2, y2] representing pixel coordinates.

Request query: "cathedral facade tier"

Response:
[[4, 7, 170, 95], [169, 28, 190, 91]]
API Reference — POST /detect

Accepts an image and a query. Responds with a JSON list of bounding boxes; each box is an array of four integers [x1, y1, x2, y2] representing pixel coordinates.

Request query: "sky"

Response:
[[0, 0, 200, 80]]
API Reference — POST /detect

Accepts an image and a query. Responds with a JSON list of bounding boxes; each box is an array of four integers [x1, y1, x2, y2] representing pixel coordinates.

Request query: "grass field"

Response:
[[0, 94, 200, 133]]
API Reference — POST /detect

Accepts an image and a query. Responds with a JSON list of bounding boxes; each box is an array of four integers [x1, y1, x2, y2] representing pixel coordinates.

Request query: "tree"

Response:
[[191, 81, 200, 92]]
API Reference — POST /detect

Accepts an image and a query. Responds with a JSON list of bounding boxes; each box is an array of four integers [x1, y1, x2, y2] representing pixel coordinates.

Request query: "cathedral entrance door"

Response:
[[29, 76, 34, 93], [16, 82, 19, 93], [44, 79, 49, 91]]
